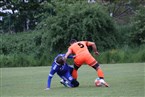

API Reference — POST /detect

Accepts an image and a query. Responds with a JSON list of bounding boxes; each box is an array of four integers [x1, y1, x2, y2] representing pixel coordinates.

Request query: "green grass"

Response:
[[1, 63, 145, 97]]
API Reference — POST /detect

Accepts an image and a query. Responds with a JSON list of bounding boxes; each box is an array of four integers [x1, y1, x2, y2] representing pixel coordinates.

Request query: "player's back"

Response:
[[69, 41, 90, 55]]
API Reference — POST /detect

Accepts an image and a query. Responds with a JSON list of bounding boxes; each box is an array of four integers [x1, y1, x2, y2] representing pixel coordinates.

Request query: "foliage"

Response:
[[115, 24, 133, 46], [105, 0, 144, 24], [98, 45, 145, 63], [0, 0, 54, 33], [0, 29, 56, 67], [37, 2, 117, 52], [1, 1, 145, 67], [1, 30, 145, 67], [129, 5, 145, 45], [1, 32, 36, 55], [0, 54, 37, 67]]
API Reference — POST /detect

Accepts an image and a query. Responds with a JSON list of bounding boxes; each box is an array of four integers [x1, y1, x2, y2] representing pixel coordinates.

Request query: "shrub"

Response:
[[130, 5, 145, 45], [36, 2, 117, 52], [98, 45, 145, 63]]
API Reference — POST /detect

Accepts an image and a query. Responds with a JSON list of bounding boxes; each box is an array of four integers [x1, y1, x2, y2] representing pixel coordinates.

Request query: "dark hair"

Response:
[[56, 56, 64, 65], [70, 39, 77, 44]]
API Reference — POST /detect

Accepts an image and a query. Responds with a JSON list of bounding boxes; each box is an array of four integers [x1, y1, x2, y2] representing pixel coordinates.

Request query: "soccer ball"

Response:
[[94, 78, 102, 87]]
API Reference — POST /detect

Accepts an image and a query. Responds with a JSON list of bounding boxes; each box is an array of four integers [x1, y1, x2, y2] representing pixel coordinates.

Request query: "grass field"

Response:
[[0, 63, 145, 97]]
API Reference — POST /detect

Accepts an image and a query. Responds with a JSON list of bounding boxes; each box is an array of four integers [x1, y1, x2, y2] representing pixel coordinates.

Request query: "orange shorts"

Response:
[[74, 52, 97, 67]]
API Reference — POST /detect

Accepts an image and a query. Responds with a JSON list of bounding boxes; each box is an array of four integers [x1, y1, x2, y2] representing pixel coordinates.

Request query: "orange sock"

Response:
[[72, 69, 78, 79], [97, 68, 104, 78]]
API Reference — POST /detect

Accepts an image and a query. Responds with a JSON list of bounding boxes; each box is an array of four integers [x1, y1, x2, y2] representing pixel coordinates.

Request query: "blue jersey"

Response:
[[47, 54, 73, 88]]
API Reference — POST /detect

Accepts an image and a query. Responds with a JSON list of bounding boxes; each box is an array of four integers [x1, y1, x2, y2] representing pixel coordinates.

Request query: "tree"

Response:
[[130, 5, 145, 45], [36, 2, 117, 52], [0, 0, 54, 33], [104, 0, 144, 24]]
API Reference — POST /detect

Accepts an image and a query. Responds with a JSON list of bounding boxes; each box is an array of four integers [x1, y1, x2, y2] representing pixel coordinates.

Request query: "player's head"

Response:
[[70, 39, 77, 45], [56, 56, 64, 65]]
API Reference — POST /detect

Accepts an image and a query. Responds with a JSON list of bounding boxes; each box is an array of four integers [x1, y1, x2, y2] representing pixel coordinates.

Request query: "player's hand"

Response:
[[44, 88, 50, 90], [94, 51, 99, 56], [64, 58, 67, 63], [73, 55, 76, 59], [64, 56, 68, 63]]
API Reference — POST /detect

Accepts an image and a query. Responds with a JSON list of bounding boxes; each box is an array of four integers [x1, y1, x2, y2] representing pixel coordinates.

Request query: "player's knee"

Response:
[[71, 79, 79, 87], [74, 64, 79, 70], [92, 63, 100, 70]]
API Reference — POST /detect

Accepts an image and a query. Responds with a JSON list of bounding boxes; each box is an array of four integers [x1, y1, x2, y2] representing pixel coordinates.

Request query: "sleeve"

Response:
[[60, 53, 74, 59], [47, 76, 52, 88], [86, 41, 94, 46], [67, 55, 74, 59], [47, 64, 57, 88], [56, 54, 74, 59]]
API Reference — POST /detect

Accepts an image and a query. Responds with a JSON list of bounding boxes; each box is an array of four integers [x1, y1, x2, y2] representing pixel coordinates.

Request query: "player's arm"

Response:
[[64, 49, 72, 62], [59, 54, 74, 59], [45, 75, 52, 90], [68, 54, 75, 59], [86, 41, 99, 56], [46, 64, 57, 89]]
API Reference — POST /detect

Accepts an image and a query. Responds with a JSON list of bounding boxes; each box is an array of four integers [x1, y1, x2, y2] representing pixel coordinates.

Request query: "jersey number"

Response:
[[78, 43, 84, 48]]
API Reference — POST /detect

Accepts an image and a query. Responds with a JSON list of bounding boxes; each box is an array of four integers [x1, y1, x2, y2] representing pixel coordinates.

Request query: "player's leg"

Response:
[[67, 65, 79, 87], [71, 79, 79, 87], [86, 54, 109, 87], [67, 65, 77, 81], [85, 54, 104, 79], [68, 65, 73, 74], [92, 63, 109, 87], [72, 64, 80, 79], [73, 57, 84, 79], [60, 79, 67, 87], [92, 63, 104, 79], [65, 72, 79, 87], [57, 74, 68, 87], [59, 76, 72, 88]]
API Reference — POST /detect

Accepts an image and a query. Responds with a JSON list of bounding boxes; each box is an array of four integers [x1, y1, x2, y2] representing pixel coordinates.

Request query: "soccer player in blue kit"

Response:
[[45, 54, 79, 90]]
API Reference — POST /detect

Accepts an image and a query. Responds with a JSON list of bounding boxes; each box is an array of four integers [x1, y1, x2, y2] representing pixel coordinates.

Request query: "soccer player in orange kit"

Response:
[[64, 39, 109, 87]]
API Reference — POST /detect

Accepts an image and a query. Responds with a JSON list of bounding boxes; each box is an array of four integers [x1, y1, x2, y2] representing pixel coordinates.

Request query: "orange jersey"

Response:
[[68, 41, 97, 66], [69, 41, 90, 55]]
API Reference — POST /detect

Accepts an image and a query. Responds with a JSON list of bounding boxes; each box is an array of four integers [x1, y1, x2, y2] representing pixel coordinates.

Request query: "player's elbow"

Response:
[[91, 42, 96, 47]]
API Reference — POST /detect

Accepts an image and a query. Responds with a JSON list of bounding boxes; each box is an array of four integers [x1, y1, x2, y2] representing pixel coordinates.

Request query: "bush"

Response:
[[0, 54, 38, 67], [98, 45, 145, 63], [0, 30, 54, 67], [1, 2, 144, 67], [36, 2, 117, 52], [130, 5, 145, 45]]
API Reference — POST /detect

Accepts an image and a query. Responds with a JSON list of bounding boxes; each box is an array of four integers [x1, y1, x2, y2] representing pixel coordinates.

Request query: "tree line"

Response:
[[1, 0, 144, 33], [0, 0, 145, 67]]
